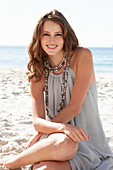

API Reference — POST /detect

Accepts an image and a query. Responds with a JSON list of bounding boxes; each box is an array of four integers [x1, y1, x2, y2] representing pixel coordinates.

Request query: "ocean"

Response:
[[0, 46, 113, 74]]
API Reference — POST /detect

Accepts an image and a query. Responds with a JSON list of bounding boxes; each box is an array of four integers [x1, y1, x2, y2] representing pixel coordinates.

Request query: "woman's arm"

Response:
[[30, 74, 64, 134], [25, 132, 42, 149], [52, 47, 93, 123]]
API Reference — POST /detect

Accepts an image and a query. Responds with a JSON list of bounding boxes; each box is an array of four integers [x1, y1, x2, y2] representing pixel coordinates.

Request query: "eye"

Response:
[[43, 33, 50, 36], [55, 33, 62, 36]]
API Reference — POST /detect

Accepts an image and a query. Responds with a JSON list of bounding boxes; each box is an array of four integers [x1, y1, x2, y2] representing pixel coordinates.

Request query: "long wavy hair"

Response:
[[27, 9, 79, 81]]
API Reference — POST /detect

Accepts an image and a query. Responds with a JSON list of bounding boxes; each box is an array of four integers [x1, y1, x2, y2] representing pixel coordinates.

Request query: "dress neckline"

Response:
[[49, 66, 97, 92], [49, 66, 76, 78]]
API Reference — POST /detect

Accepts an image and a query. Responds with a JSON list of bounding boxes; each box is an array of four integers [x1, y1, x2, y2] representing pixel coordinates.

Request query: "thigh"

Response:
[[33, 160, 72, 170]]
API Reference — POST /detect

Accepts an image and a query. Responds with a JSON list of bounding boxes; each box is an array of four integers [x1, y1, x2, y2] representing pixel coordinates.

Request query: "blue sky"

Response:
[[0, 0, 113, 47]]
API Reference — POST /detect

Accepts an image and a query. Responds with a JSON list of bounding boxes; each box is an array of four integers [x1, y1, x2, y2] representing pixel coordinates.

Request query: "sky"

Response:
[[0, 0, 113, 47]]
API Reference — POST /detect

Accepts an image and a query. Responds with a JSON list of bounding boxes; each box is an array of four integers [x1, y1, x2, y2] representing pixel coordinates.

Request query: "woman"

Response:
[[2, 9, 113, 170]]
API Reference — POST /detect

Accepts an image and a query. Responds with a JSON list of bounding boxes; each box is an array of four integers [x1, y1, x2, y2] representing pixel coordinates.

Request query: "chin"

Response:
[[45, 51, 58, 56]]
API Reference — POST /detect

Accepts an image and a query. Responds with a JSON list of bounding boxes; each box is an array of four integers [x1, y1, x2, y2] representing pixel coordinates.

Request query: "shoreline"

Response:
[[0, 67, 113, 169]]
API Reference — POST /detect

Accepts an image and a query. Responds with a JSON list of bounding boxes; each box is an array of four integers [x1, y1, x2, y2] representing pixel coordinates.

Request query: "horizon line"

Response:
[[0, 45, 113, 48]]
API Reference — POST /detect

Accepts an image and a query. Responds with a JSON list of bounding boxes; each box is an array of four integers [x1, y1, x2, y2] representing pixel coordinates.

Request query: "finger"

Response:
[[67, 130, 82, 143], [73, 135, 82, 142], [78, 127, 89, 140], [25, 144, 29, 149], [88, 136, 91, 139], [65, 129, 85, 143], [66, 132, 77, 143], [73, 129, 85, 142], [25, 143, 31, 150]]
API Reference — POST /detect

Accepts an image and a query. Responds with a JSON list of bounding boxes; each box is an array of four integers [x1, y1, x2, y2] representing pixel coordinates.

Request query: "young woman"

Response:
[[2, 9, 113, 170]]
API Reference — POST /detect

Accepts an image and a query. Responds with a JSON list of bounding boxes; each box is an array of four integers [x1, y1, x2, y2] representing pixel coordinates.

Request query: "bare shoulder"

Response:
[[71, 47, 92, 62], [30, 73, 45, 86], [70, 47, 93, 73]]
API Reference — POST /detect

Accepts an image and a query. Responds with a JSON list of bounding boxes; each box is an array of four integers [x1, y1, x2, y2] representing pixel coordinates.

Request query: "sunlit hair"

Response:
[[27, 9, 79, 81]]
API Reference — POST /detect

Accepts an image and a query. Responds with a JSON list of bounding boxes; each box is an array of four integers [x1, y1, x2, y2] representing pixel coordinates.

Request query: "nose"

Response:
[[48, 36, 56, 43]]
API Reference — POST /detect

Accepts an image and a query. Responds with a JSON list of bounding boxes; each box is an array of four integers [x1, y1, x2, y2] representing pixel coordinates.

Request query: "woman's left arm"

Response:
[[52, 47, 93, 123]]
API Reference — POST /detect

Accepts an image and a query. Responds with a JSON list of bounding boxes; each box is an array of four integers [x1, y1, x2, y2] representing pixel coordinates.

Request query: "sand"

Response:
[[0, 67, 113, 170]]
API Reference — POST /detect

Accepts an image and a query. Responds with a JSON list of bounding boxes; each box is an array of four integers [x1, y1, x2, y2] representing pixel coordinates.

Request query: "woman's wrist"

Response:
[[57, 123, 66, 133]]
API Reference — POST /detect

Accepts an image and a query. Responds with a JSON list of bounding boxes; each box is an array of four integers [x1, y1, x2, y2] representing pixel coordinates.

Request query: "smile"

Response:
[[46, 45, 58, 49]]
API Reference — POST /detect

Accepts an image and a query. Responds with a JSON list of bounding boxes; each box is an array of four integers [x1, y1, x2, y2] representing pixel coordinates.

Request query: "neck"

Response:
[[48, 50, 64, 68]]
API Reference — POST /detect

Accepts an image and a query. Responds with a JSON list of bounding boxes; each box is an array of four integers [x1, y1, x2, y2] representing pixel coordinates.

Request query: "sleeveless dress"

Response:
[[45, 66, 113, 170]]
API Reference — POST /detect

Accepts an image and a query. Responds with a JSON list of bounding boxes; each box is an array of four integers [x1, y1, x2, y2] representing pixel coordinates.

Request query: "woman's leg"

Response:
[[33, 160, 72, 170], [4, 133, 77, 169]]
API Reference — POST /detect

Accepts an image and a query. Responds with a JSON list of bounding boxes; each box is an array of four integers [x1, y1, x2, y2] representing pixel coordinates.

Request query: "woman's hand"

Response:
[[25, 132, 43, 150], [62, 124, 91, 143]]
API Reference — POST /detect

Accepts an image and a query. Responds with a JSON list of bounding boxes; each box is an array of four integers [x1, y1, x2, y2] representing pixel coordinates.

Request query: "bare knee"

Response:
[[48, 133, 78, 161], [57, 136, 78, 161]]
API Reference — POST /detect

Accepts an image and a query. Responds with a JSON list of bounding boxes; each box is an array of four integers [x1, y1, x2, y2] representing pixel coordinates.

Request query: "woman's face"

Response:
[[41, 20, 64, 57]]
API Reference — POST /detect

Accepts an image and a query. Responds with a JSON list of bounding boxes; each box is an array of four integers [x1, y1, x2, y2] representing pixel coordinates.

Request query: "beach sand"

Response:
[[0, 67, 113, 170]]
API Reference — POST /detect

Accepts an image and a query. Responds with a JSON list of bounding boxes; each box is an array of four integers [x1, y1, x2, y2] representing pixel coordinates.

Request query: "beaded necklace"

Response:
[[44, 54, 69, 119], [44, 53, 66, 72]]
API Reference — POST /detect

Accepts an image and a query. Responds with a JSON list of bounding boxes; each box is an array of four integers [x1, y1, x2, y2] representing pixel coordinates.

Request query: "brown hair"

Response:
[[27, 9, 79, 81]]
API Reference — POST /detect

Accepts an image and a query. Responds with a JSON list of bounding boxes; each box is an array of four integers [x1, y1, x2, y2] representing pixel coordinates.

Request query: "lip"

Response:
[[46, 45, 58, 49]]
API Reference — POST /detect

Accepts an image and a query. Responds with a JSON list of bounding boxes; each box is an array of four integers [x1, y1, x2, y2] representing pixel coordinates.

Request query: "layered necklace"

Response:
[[44, 53, 69, 119]]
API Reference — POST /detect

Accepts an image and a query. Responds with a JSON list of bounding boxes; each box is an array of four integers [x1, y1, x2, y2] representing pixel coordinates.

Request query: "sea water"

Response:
[[0, 46, 113, 74], [0, 46, 28, 69], [89, 47, 113, 75]]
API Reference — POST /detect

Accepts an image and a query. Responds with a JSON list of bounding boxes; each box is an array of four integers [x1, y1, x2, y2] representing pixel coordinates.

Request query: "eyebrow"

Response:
[[42, 31, 62, 33]]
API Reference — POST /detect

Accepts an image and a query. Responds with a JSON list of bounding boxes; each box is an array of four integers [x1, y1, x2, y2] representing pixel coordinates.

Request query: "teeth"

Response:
[[47, 45, 57, 48]]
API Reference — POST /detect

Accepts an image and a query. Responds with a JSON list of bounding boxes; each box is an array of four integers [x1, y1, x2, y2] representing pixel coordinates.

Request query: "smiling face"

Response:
[[41, 20, 64, 57]]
